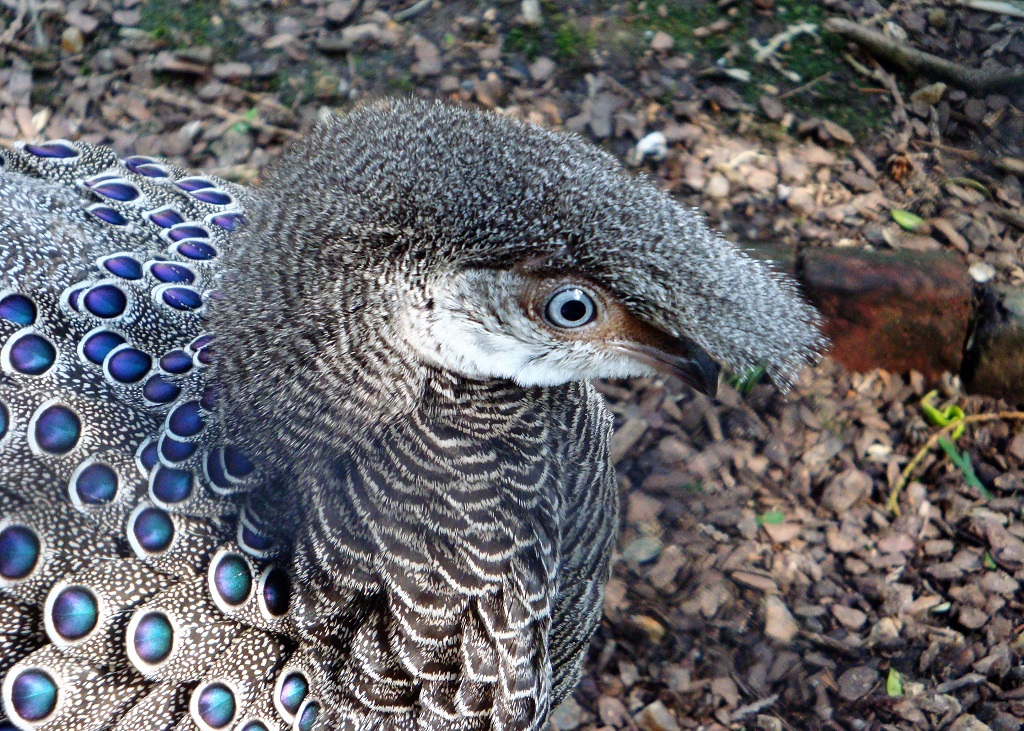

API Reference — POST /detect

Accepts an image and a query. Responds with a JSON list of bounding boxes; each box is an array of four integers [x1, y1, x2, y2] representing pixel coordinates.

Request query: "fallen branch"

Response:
[[393, 0, 432, 22], [825, 17, 1024, 93], [886, 411, 1024, 515], [955, 0, 1024, 20], [143, 87, 301, 140]]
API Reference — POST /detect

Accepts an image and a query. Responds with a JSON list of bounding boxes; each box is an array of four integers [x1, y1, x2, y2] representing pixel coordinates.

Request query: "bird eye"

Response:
[[544, 287, 597, 329]]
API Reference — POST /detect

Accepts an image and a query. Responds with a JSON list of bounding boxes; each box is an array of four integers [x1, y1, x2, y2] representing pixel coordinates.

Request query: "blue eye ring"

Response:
[[544, 286, 598, 329]]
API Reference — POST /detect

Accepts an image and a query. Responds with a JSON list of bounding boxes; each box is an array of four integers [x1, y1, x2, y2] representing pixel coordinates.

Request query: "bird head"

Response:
[[216, 99, 823, 442]]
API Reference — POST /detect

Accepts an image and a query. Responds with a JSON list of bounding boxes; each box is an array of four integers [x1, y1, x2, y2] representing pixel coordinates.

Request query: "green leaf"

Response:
[[229, 108, 259, 135], [891, 209, 925, 231], [757, 509, 786, 526], [886, 668, 904, 697], [983, 551, 997, 570], [920, 390, 965, 439], [727, 365, 766, 396], [943, 177, 992, 198], [937, 436, 991, 500]]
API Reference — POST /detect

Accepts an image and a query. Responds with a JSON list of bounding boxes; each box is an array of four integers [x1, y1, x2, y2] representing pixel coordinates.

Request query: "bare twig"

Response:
[[955, 0, 1024, 19], [826, 17, 1024, 92], [871, 61, 912, 152], [778, 72, 833, 100], [393, 0, 432, 22], [887, 411, 1024, 515], [0, 0, 27, 46], [143, 87, 301, 140]]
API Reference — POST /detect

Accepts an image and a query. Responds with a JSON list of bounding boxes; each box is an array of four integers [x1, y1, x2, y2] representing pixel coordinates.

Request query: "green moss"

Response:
[[505, 26, 543, 60], [553, 20, 594, 63], [139, 0, 244, 57]]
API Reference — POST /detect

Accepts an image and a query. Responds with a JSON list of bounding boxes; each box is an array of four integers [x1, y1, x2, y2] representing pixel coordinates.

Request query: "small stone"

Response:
[[650, 31, 675, 53], [932, 218, 970, 253], [520, 0, 542, 28], [764, 596, 799, 643], [632, 614, 667, 642], [910, 82, 947, 106], [213, 62, 252, 81], [746, 167, 778, 193], [325, 0, 360, 24], [635, 701, 681, 731], [950, 714, 993, 731], [759, 95, 784, 121], [411, 38, 442, 77], [64, 9, 99, 34], [969, 262, 997, 283], [112, 9, 142, 26], [831, 604, 867, 630], [837, 666, 878, 701], [549, 696, 584, 731], [622, 536, 662, 565], [61, 26, 84, 54], [821, 469, 872, 513], [705, 173, 730, 199], [927, 8, 948, 27], [528, 57, 556, 83], [784, 186, 815, 214], [629, 132, 668, 165]]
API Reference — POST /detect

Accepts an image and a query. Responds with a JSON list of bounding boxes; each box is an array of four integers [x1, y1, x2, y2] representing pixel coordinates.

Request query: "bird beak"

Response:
[[616, 338, 720, 396]]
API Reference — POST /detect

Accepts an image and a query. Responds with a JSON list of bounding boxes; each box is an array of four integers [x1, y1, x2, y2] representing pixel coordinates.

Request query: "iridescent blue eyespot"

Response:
[[261, 568, 290, 616], [65, 286, 86, 312], [240, 523, 275, 554], [0, 294, 36, 325], [34, 405, 81, 454], [88, 205, 128, 226], [138, 440, 159, 473], [73, 463, 117, 504], [196, 683, 236, 729], [8, 333, 56, 375], [196, 347, 214, 366], [92, 180, 140, 202], [190, 189, 233, 206], [212, 553, 252, 606], [84, 285, 127, 318], [151, 466, 193, 504], [278, 674, 308, 716], [102, 256, 143, 280], [84, 174, 119, 187], [0, 401, 8, 440], [0, 525, 40, 580], [108, 347, 152, 383], [239, 722, 269, 731], [9, 669, 58, 721], [176, 178, 215, 192], [205, 451, 231, 490], [223, 446, 254, 478], [190, 334, 214, 352], [82, 330, 125, 365], [168, 224, 210, 241], [123, 155, 157, 168], [143, 374, 181, 404], [132, 507, 173, 553], [124, 157, 169, 178], [24, 140, 78, 159], [209, 213, 245, 231], [174, 241, 217, 261], [149, 262, 195, 284], [168, 401, 203, 437], [51, 586, 99, 640], [161, 287, 202, 311], [148, 208, 185, 228], [160, 350, 192, 374], [297, 700, 320, 731], [159, 435, 197, 463], [133, 611, 173, 664]]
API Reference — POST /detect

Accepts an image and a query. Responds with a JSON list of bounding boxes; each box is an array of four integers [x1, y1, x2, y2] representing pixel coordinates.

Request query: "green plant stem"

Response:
[[887, 412, 1024, 516]]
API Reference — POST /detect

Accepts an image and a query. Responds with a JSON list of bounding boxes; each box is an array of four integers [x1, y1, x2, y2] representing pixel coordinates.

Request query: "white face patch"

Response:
[[396, 269, 657, 387]]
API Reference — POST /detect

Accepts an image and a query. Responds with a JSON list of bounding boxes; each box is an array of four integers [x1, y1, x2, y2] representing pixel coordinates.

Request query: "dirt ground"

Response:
[[1, 0, 1023, 729]]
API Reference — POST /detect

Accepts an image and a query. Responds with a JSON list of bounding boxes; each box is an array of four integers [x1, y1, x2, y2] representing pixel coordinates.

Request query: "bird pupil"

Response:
[[560, 299, 588, 322]]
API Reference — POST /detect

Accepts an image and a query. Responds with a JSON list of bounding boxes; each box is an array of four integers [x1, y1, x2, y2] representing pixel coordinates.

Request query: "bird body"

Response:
[[0, 100, 821, 731]]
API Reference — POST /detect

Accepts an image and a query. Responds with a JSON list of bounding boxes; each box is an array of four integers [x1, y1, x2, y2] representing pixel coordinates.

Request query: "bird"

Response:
[[0, 98, 823, 731]]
